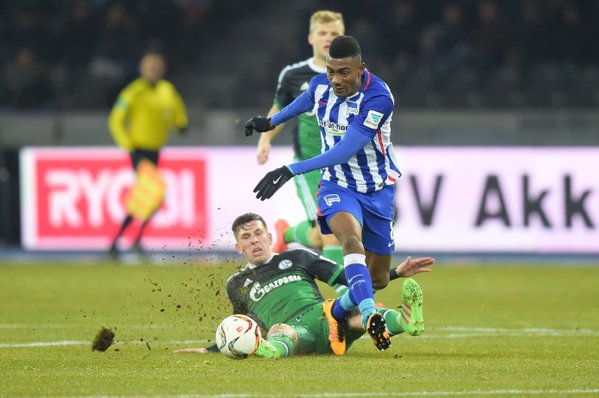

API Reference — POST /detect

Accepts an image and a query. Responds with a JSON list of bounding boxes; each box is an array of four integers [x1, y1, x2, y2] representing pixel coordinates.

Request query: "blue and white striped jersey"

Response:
[[273, 69, 401, 194]]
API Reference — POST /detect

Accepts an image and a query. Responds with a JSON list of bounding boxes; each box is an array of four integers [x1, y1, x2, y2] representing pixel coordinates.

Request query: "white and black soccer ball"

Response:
[[215, 314, 261, 359]]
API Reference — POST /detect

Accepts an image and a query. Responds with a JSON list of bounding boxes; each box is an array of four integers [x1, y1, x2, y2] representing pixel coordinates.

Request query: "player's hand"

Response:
[[245, 116, 272, 136], [395, 256, 435, 277], [253, 166, 293, 200], [256, 139, 271, 164]]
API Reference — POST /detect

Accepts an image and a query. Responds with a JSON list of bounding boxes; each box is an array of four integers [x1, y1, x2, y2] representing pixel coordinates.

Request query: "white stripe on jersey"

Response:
[[276, 58, 325, 85], [295, 173, 318, 220]]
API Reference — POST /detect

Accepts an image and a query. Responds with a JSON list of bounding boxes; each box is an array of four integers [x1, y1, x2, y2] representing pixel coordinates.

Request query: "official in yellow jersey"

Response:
[[108, 50, 188, 260]]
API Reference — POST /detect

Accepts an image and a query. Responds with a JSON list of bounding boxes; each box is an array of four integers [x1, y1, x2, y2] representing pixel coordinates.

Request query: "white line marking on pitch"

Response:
[[0, 323, 174, 329], [0, 339, 209, 348], [48, 388, 599, 397], [2, 325, 597, 348], [442, 326, 598, 334]]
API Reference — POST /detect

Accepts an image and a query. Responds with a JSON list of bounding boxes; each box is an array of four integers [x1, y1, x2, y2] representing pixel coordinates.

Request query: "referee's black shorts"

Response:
[[129, 149, 160, 170]]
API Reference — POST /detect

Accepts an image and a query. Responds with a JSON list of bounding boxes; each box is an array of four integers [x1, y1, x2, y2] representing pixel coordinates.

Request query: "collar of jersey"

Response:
[[359, 69, 372, 92], [246, 253, 275, 269], [308, 58, 326, 74]]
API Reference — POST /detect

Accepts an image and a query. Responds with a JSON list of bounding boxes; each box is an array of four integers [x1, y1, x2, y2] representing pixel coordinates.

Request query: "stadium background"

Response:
[[0, 0, 598, 257], [1, 2, 598, 396]]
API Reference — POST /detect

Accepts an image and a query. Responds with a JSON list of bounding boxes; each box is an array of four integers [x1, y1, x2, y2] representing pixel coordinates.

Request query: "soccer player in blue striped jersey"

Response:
[[245, 35, 400, 354]]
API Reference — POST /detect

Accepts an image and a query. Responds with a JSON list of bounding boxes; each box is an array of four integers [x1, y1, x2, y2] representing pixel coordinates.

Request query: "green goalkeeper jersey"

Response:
[[273, 58, 325, 161], [225, 248, 345, 332]]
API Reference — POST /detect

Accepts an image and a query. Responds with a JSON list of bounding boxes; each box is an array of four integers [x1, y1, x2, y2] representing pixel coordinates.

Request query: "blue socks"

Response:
[[332, 288, 355, 320], [331, 253, 376, 325]]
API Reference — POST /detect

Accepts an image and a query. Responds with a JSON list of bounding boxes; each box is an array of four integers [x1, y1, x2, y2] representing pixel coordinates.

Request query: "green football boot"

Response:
[[399, 278, 424, 336]]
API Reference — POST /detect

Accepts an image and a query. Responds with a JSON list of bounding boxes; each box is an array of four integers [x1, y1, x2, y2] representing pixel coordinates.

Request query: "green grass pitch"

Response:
[[1, 258, 598, 397]]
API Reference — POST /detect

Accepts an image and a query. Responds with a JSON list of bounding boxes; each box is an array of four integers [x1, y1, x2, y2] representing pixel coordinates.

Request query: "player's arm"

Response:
[[288, 124, 372, 175], [252, 96, 393, 200], [270, 90, 313, 126], [389, 256, 435, 280], [245, 90, 313, 136], [173, 345, 219, 354], [253, 123, 374, 200], [108, 94, 133, 151], [226, 278, 248, 314], [288, 94, 393, 175], [297, 249, 345, 287], [257, 65, 294, 164], [329, 256, 435, 287], [256, 103, 285, 165]]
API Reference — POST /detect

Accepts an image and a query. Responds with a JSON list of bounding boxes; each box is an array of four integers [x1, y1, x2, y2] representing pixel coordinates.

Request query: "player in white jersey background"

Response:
[[245, 35, 400, 355]]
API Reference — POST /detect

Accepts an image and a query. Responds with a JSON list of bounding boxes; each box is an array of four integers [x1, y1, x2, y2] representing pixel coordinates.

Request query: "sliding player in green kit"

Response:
[[175, 213, 434, 358]]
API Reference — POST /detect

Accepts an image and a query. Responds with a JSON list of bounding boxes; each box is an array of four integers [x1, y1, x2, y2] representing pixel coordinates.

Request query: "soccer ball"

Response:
[[215, 314, 261, 359]]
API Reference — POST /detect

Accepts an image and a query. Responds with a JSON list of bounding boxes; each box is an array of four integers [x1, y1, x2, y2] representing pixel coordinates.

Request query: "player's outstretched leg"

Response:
[[322, 299, 346, 355], [399, 278, 424, 336], [366, 312, 391, 351]]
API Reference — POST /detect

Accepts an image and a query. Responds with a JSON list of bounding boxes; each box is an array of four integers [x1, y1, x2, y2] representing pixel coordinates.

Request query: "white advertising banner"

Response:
[[20, 146, 599, 253], [394, 147, 598, 253]]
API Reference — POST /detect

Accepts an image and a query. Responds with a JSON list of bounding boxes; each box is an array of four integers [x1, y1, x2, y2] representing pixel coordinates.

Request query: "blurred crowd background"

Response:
[[1, 0, 598, 111], [0, 0, 597, 250]]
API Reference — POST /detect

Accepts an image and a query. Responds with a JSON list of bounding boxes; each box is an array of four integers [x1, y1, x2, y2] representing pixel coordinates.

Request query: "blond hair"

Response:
[[309, 10, 344, 33]]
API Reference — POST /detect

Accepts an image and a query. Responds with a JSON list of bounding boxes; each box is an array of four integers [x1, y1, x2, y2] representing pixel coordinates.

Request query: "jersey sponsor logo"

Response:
[[249, 275, 303, 302], [318, 119, 348, 136], [323, 194, 341, 207], [278, 259, 293, 270], [364, 110, 384, 129]]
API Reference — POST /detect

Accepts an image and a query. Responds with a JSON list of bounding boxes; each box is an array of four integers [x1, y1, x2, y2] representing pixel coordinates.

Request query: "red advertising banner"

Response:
[[21, 148, 208, 249]]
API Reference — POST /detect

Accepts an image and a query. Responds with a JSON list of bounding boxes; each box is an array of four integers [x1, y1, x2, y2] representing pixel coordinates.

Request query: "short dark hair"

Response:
[[231, 213, 267, 236], [329, 35, 361, 59]]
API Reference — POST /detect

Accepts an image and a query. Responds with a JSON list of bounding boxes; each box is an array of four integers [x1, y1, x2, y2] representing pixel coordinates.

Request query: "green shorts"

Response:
[[286, 302, 364, 355], [293, 169, 321, 222]]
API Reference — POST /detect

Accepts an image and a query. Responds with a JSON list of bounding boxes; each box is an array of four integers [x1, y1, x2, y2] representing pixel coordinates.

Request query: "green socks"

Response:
[[267, 333, 296, 357], [254, 333, 296, 359], [377, 308, 404, 336], [284, 220, 312, 247]]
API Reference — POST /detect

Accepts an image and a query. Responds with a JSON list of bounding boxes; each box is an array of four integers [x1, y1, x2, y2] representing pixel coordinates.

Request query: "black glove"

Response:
[[253, 166, 294, 201], [244, 116, 272, 136]]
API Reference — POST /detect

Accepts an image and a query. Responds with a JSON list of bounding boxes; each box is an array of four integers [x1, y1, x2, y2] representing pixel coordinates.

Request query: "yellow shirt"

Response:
[[108, 78, 188, 151]]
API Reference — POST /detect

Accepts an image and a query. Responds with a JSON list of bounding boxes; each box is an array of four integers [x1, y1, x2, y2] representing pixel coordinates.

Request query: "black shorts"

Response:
[[129, 149, 160, 170]]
